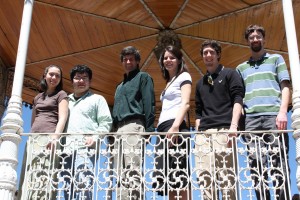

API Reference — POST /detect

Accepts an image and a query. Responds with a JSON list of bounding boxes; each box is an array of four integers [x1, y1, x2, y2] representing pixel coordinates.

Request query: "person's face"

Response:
[[45, 67, 61, 91], [72, 72, 90, 97], [248, 30, 264, 52], [202, 46, 219, 73], [163, 51, 179, 77], [122, 54, 139, 74]]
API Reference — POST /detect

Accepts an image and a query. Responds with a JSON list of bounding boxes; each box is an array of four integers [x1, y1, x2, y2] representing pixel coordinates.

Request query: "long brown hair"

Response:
[[159, 45, 188, 82]]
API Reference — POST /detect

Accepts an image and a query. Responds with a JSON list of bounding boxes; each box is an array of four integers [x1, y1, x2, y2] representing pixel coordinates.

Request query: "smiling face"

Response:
[[163, 50, 179, 78], [202, 45, 220, 73], [72, 72, 91, 98], [248, 30, 265, 52], [44, 66, 62, 92]]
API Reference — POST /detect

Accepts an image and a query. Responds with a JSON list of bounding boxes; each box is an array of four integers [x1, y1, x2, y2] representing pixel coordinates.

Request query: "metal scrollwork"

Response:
[[19, 131, 291, 199]]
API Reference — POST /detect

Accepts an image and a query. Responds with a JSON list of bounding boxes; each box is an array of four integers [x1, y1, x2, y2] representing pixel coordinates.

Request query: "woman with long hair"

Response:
[[19, 64, 68, 199], [31, 64, 68, 143], [154, 45, 192, 200]]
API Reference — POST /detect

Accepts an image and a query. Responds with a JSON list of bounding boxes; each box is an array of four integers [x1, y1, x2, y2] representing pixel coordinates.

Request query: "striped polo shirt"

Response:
[[236, 53, 290, 116]]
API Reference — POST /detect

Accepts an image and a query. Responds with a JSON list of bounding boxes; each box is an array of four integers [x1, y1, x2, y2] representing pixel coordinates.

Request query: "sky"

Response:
[[0, 106, 299, 199]]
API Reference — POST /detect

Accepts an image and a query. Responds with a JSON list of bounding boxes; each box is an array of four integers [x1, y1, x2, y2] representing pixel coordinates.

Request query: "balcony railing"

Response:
[[19, 131, 291, 200]]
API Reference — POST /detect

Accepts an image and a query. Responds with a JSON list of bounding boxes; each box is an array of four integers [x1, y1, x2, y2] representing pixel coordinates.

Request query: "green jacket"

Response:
[[113, 69, 155, 132]]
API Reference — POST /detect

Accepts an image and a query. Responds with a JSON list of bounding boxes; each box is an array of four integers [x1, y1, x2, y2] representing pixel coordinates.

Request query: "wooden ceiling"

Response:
[[1, 0, 299, 127]]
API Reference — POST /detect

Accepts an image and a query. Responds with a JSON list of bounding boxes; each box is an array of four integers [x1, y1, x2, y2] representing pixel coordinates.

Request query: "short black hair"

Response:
[[70, 64, 92, 82], [245, 24, 265, 40]]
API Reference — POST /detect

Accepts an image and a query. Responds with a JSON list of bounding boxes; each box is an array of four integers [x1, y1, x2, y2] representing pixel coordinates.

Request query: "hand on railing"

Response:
[[227, 125, 238, 148], [167, 126, 179, 147], [46, 140, 56, 150], [84, 136, 96, 147], [46, 135, 59, 151], [276, 111, 288, 130]]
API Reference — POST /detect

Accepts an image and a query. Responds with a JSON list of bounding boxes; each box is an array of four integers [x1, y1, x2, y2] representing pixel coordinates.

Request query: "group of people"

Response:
[[194, 24, 290, 200], [19, 24, 291, 200]]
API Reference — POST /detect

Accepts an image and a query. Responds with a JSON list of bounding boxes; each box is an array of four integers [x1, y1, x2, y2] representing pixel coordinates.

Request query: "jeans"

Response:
[[244, 115, 290, 200]]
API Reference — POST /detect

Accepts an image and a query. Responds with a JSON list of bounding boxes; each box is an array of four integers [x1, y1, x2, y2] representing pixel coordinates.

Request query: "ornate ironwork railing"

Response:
[[19, 131, 291, 200]]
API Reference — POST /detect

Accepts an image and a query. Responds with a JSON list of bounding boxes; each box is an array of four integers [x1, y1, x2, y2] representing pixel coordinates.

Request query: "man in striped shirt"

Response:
[[237, 24, 291, 200]]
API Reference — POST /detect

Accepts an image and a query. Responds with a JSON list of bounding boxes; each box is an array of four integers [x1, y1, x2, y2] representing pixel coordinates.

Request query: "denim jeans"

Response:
[[244, 115, 290, 200]]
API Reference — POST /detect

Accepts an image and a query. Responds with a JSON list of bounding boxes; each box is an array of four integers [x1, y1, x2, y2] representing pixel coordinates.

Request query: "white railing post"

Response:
[[0, 0, 34, 199], [282, 0, 300, 193]]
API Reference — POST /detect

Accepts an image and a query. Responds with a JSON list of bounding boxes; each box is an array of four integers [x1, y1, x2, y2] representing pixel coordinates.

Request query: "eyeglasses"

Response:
[[248, 35, 263, 41], [73, 76, 89, 81], [207, 75, 214, 86]]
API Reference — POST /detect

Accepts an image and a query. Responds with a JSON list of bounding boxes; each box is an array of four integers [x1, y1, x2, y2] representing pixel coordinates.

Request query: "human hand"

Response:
[[276, 112, 288, 130], [46, 140, 57, 152], [85, 136, 96, 147], [167, 127, 179, 147], [227, 126, 237, 148]]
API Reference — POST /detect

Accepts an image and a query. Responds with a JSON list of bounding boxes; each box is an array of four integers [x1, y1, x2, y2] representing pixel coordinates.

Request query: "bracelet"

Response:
[[231, 123, 238, 128]]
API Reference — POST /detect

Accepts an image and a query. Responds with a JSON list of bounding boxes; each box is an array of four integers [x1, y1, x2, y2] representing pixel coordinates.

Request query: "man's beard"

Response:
[[251, 43, 262, 52]]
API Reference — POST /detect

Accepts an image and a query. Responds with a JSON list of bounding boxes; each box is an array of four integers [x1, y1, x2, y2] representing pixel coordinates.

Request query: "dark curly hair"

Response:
[[200, 40, 222, 61]]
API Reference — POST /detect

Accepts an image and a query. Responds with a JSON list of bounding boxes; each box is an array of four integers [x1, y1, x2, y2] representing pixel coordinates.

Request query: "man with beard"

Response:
[[237, 24, 291, 200]]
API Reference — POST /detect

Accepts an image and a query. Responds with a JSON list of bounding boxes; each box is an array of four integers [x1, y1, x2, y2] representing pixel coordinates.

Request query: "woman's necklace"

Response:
[[162, 76, 177, 96]]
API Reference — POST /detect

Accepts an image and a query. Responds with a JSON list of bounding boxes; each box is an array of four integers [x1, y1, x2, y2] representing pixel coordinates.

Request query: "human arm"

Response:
[[195, 119, 200, 131], [47, 98, 69, 149], [31, 106, 36, 127], [195, 80, 203, 132], [85, 96, 112, 146], [226, 102, 243, 148], [167, 82, 191, 146], [54, 98, 69, 134], [227, 69, 244, 137], [141, 74, 155, 132], [276, 80, 291, 130], [31, 95, 38, 127], [168, 83, 191, 133], [229, 102, 242, 132], [229, 69, 245, 131], [227, 70, 244, 147]]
